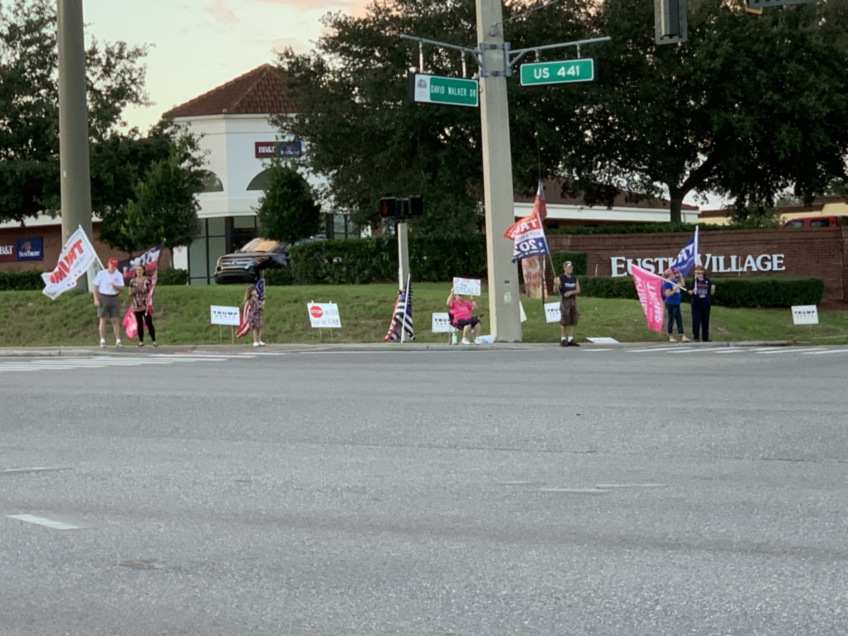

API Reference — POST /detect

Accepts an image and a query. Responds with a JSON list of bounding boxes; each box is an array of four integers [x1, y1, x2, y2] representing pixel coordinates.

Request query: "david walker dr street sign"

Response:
[[408, 73, 479, 108], [520, 59, 596, 86]]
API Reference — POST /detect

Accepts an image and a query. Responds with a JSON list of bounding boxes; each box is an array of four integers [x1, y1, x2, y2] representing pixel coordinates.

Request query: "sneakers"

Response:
[[115, 339, 123, 348], [567, 340, 580, 347], [99, 338, 106, 349], [559, 339, 568, 347], [681, 336, 691, 343], [138, 342, 145, 347], [668, 336, 678, 343], [258, 341, 266, 347], [253, 342, 261, 347], [152, 342, 158, 347], [460, 338, 471, 345]]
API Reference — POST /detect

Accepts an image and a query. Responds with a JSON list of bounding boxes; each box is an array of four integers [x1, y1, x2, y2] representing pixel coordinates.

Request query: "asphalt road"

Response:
[[1, 343, 847, 635]]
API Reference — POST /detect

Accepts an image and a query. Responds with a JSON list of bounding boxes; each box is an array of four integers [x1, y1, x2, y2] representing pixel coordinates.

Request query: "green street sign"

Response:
[[407, 73, 479, 108], [520, 59, 596, 86]]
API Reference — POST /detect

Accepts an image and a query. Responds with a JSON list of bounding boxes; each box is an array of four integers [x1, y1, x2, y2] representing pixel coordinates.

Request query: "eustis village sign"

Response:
[[610, 252, 786, 277]]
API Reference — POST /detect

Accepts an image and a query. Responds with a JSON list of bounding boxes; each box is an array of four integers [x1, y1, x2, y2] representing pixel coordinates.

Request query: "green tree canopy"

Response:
[[255, 162, 321, 245], [116, 135, 204, 255], [276, 0, 848, 226], [0, 0, 199, 229]]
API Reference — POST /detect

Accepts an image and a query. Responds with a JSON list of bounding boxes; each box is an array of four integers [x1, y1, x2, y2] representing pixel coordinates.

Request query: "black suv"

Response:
[[214, 238, 288, 284]]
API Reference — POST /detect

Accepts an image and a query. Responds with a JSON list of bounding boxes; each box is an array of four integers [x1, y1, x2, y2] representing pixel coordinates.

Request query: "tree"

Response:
[[276, 0, 848, 225], [118, 136, 204, 258], [255, 162, 321, 245], [0, 0, 154, 224]]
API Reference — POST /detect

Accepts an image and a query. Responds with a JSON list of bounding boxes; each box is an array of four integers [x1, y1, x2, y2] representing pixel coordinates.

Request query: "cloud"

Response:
[[248, 0, 369, 17], [203, 0, 239, 23]]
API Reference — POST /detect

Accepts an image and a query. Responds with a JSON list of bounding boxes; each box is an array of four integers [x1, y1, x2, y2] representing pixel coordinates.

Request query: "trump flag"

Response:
[[631, 265, 665, 334]]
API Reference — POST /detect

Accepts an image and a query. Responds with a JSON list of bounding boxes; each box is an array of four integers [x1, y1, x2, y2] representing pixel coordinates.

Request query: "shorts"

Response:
[[455, 317, 480, 329], [559, 300, 579, 327], [97, 294, 121, 319]]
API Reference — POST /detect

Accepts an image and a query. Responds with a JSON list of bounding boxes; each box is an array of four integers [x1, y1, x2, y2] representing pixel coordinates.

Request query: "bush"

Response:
[[289, 236, 487, 284], [156, 268, 189, 285], [579, 274, 825, 308], [0, 271, 43, 291], [264, 267, 294, 286]]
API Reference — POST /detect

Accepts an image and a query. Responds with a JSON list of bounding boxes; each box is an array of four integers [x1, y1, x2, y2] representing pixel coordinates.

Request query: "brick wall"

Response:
[[549, 227, 847, 302]]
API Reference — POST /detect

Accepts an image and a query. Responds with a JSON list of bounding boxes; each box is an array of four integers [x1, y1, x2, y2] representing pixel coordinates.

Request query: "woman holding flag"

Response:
[[128, 265, 157, 347], [237, 282, 265, 347], [662, 268, 690, 343]]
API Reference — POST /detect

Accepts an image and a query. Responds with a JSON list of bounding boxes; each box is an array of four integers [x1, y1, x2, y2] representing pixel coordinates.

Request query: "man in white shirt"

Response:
[[92, 257, 125, 348]]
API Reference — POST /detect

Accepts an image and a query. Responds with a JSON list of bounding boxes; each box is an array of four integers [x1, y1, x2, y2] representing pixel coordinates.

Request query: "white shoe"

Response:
[[258, 341, 266, 346], [253, 342, 261, 347], [115, 339, 123, 348], [99, 339, 106, 348], [460, 338, 471, 345]]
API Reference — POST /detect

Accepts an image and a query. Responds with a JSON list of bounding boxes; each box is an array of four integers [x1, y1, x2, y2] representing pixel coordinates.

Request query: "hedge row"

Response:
[[580, 275, 824, 308], [0, 268, 189, 290]]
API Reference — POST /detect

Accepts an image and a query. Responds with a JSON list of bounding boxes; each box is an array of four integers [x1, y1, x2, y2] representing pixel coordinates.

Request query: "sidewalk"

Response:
[[0, 340, 792, 358]]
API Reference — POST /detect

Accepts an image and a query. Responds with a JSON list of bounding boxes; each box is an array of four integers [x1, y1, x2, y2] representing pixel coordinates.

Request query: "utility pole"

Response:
[[476, 0, 522, 342], [57, 0, 94, 290], [403, 3, 608, 341]]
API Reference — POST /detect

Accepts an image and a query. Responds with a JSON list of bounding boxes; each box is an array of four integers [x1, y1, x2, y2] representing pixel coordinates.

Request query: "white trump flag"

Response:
[[42, 226, 100, 300]]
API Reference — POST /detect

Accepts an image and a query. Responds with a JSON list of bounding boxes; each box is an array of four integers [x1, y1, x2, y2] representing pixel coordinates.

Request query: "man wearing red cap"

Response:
[[92, 258, 125, 348]]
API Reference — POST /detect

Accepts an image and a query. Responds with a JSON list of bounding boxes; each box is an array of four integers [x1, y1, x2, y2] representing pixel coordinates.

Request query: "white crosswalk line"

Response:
[[802, 348, 848, 355], [759, 347, 820, 355], [0, 353, 264, 374]]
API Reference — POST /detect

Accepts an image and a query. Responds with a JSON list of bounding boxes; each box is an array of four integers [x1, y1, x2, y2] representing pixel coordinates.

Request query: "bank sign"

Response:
[[610, 252, 786, 276], [0, 237, 43, 263], [255, 141, 302, 159]]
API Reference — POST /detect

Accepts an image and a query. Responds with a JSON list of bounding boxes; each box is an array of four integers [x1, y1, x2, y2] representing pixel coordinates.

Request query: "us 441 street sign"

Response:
[[520, 59, 595, 87]]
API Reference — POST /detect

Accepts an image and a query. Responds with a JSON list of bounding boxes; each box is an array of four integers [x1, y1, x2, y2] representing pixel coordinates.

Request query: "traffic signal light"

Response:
[[379, 197, 400, 218], [379, 196, 424, 219]]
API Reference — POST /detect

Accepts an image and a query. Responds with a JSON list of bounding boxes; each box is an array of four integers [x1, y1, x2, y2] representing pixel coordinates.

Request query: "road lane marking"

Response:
[[7, 514, 82, 530]]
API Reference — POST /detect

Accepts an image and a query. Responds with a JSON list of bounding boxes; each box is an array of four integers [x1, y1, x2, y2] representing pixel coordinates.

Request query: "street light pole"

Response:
[[476, 0, 522, 342], [57, 0, 94, 290]]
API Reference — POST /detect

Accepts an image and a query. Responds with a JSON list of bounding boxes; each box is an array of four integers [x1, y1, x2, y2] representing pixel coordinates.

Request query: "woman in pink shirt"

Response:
[[447, 290, 481, 345]]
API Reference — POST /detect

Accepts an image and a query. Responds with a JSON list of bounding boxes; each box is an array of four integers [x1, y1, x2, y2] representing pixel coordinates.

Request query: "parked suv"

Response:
[[214, 238, 288, 284]]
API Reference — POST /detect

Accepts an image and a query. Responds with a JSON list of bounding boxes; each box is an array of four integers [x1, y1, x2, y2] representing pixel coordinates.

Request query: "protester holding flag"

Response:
[[447, 289, 481, 345], [687, 265, 716, 342], [128, 265, 157, 347], [555, 260, 581, 347], [236, 283, 265, 346], [92, 258, 125, 348], [662, 268, 690, 343]]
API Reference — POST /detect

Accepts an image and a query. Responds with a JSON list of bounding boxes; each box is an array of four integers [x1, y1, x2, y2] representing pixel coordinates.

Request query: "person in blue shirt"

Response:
[[662, 268, 690, 343]]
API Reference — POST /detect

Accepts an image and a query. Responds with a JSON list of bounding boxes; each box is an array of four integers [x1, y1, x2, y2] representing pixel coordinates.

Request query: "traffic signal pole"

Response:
[[476, 0, 521, 342]]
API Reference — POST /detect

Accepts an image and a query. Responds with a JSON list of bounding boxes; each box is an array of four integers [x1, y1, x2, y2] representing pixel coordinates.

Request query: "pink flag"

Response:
[[122, 307, 138, 340], [631, 265, 665, 334]]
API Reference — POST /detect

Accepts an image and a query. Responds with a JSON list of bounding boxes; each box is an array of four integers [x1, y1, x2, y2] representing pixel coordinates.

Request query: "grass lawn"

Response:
[[1, 282, 847, 347]]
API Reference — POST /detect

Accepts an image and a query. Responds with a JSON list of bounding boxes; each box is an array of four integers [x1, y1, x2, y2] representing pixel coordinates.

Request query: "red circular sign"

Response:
[[309, 305, 323, 318]]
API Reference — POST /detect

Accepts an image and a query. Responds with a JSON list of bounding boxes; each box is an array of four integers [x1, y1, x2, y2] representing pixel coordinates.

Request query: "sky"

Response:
[[83, 0, 368, 132]]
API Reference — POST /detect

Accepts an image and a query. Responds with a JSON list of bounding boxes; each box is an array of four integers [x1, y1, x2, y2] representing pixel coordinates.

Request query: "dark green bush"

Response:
[[156, 268, 189, 285], [290, 236, 487, 284], [580, 274, 824, 308], [0, 271, 43, 291], [264, 267, 294, 286]]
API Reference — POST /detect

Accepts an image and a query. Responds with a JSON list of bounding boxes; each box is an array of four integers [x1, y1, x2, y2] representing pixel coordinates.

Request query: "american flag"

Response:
[[384, 278, 413, 342]]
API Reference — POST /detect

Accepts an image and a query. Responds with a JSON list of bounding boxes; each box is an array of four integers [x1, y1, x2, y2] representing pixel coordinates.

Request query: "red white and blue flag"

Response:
[[504, 181, 550, 262], [668, 227, 699, 277], [384, 277, 413, 342], [236, 277, 265, 339]]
